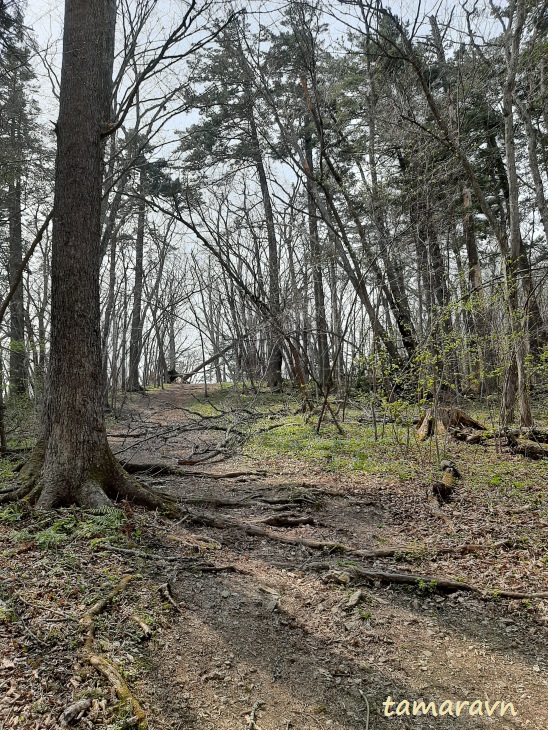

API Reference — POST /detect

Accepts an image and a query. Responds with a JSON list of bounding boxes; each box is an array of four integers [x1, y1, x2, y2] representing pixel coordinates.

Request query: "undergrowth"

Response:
[[0, 504, 129, 548]]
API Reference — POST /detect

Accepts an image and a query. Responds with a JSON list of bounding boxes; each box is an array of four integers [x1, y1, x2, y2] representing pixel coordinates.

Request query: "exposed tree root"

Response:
[[259, 513, 317, 527], [103, 545, 182, 562], [80, 575, 147, 729], [314, 563, 548, 599], [159, 582, 183, 612], [182, 510, 512, 560], [82, 574, 136, 653], [245, 700, 265, 730], [3, 441, 182, 514], [89, 655, 147, 729], [130, 615, 152, 639], [124, 462, 268, 480], [174, 467, 268, 479]]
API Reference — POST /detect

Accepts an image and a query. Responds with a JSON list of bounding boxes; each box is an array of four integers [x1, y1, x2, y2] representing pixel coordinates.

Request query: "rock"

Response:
[[202, 671, 225, 682], [347, 590, 363, 608]]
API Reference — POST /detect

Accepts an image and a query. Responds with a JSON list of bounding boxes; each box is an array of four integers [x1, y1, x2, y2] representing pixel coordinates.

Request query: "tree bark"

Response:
[[10, 0, 173, 512], [304, 132, 331, 389], [8, 175, 26, 397], [501, 0, 532, 427], [127, 164, 146, 391], [7, 61, 26, 397], [249, 109, 283, 389]]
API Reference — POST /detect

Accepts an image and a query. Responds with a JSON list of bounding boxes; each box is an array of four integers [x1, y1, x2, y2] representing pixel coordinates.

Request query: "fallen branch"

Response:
[[59, 699, 92, 726], [178, 343, 235, 383]]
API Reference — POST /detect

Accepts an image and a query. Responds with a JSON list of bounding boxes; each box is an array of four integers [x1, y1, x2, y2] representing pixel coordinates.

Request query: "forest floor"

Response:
[[1, 383, 547, 730]]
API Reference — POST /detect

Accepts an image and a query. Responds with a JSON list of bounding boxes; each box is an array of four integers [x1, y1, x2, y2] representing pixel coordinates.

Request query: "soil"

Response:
[[1, 383, 547, 730]]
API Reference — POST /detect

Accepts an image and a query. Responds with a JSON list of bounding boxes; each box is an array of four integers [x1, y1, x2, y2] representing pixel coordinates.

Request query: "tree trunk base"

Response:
[[2, 441, 181, 514]]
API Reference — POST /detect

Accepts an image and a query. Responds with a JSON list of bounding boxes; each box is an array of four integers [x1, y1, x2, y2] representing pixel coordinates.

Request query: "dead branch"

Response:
[[59, 699, 92, 726], [178, 343, 235, 382], [245, 700, 265, 730]]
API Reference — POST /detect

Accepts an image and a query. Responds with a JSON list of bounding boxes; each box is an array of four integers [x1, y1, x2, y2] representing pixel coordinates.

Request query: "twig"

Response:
[[246, 700, 265, 730]]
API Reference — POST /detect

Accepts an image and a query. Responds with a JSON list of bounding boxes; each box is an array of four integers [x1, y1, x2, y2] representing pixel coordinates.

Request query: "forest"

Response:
[[0, 0, 547, 728]]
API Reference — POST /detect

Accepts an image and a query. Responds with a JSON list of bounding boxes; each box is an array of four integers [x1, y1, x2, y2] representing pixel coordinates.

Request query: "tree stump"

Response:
[[416, 407, 485, 442]]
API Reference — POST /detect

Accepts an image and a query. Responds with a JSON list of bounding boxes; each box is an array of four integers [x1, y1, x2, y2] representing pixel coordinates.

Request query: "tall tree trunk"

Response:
[[13, 0, 167, 512], [304, 132, 330, 389], [8, 175, 26, 397], [7, 59, 26, 398], [249, 110, 283, 389], [501, 0, 532, 427], [127, 166, 146, 391]]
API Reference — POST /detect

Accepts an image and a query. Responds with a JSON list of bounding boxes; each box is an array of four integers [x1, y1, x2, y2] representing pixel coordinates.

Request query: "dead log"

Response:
[[508, 438, 548, 459], [519, 427, 548, 444]]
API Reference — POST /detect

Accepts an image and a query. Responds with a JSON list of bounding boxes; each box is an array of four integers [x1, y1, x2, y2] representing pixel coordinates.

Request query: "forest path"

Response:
[[112, 384, 548, 730]]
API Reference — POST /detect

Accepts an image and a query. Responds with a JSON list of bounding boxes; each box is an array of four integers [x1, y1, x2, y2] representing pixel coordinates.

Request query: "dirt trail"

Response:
[[113, 385, 548, 730], [2, 383, 546, 729]]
